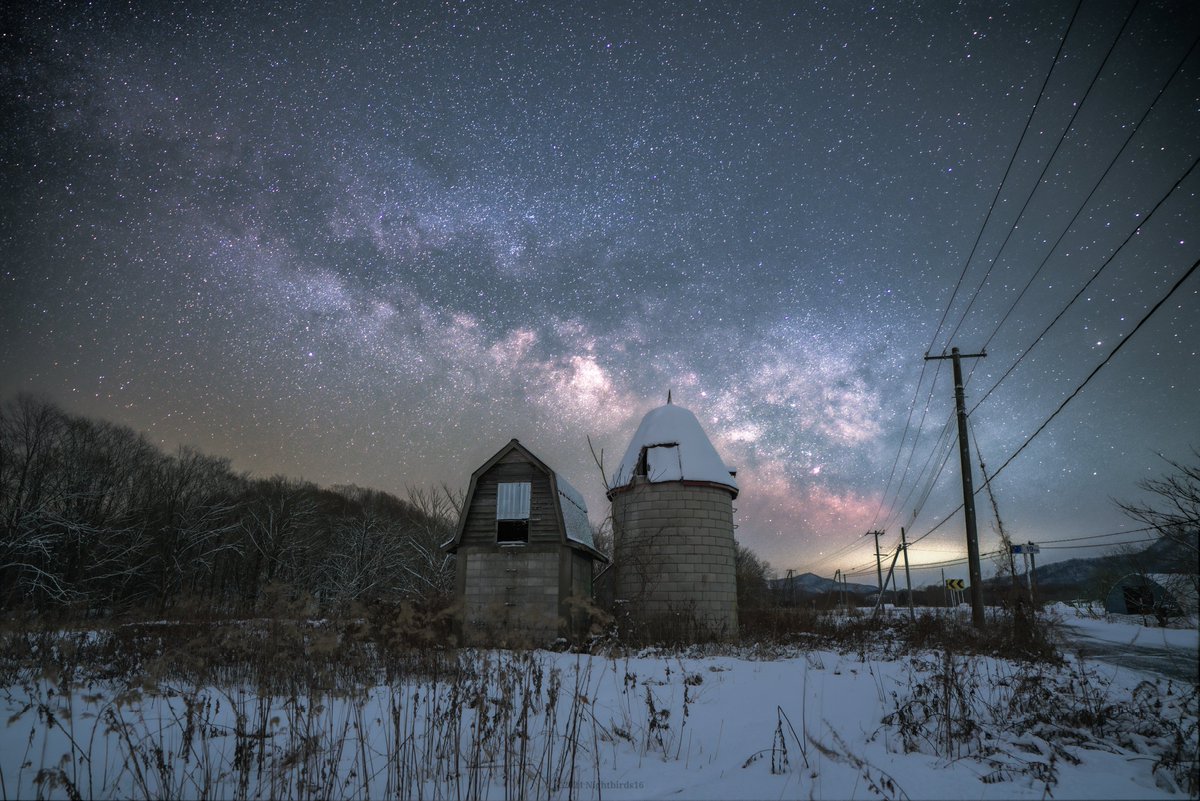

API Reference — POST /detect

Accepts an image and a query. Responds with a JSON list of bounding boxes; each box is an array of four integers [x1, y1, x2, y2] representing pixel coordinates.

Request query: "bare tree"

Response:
[[734, 541, 772, 610], [401, 484, 460, 599], [0, 396, 68, 607], [142, 446, 242, 612], [1113, 451, 1200, 620], [1117, 450, 1200, 559], [238, 476, 319, 607]]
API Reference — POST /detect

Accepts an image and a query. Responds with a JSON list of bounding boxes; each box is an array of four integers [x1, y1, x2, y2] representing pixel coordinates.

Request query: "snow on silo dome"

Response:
[[610, 402, 739, 496]]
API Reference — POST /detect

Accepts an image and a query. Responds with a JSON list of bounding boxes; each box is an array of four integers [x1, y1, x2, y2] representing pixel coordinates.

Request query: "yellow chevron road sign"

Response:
[[945, 579, 965, 590]]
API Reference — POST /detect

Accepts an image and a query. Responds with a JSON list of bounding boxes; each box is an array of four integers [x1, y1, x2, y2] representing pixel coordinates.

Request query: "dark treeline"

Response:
[[0, 395, 458, 618]]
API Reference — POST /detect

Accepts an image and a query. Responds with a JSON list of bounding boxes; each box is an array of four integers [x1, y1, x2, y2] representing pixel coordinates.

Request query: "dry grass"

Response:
[[2, 605, 1194, 799]]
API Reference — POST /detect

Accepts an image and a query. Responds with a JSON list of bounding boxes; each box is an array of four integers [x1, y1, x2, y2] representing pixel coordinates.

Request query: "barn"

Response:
[[607, 399, 740, 640], [443, 439, 607, 645]]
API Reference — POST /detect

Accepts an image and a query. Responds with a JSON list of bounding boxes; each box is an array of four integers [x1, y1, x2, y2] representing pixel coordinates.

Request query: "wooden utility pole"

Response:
[[925, 347, 987, 629], [1029, 547, 1039, 605], [872, 530, 885, 597], [873, 547, 902, 617], [901, 527, 915, 620]]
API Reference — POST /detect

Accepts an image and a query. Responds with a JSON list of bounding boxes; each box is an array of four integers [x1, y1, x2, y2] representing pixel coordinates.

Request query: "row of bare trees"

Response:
[[0, 395, 459, 617]]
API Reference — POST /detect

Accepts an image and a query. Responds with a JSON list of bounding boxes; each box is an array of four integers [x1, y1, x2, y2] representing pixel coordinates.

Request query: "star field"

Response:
[[2, 0, 1198, 584]]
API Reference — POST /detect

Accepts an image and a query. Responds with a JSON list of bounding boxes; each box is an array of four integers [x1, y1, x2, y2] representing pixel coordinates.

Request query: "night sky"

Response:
[[3, 1, 1197, 586]]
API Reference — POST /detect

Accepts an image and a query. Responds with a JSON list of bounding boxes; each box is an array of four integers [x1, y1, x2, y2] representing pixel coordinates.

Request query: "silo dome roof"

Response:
[[610, 403, 738, 496]]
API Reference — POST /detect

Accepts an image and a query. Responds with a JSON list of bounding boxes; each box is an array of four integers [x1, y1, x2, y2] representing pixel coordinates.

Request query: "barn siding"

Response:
[[460, 451, 562, 548]]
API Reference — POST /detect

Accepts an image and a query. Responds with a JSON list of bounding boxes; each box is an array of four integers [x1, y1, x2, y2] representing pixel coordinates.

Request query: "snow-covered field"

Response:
[[2, 610, 1196, 800]]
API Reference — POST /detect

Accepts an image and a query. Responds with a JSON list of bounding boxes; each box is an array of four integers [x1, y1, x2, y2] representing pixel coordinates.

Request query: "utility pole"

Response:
[[1029, 547, 1039, 605], [901, 527, 915, 620], [941, 568, 947, 609], [873, 547, 903, 618], [925, 347, 987, 629], [872, 530, 884, 598]]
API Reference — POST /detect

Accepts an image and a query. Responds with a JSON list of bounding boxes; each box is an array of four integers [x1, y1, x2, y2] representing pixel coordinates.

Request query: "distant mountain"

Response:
[[774, 537, 1194, 603], [990, 535, 1194, 593], [770, 572, 878, 597]]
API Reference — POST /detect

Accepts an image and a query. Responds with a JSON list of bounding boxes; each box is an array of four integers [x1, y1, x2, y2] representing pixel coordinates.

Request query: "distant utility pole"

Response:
[[872, 530, 885, 596], [925, 347, 987, 629], [1029, 545, 1039, 605]]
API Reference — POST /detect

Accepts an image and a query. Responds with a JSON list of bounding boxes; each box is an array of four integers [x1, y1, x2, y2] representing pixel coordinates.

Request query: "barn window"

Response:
[[496, 482, 531, 544]]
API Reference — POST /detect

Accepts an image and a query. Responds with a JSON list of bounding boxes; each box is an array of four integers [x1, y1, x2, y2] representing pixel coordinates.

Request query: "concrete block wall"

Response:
[[612, 480, 738, 638], [461, 547, 561, 644]]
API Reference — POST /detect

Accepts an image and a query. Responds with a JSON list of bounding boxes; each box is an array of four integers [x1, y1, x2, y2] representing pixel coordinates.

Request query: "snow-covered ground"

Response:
[[1048, 600, 1200, 650], [2, 612, 1196, 800]]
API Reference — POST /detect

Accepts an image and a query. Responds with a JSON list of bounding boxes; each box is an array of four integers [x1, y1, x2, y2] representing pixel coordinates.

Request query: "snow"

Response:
[[1048, 601, 1200, 650], [611, 403, 738, 492], [4, 614, 1196, 800]]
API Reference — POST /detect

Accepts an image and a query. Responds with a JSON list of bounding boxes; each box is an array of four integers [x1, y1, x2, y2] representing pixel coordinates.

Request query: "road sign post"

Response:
[[1011, 543, 1039, 605]]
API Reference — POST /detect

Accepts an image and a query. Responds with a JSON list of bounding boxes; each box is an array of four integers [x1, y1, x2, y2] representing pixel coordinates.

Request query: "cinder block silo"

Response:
[[608, 399, 739, 639]]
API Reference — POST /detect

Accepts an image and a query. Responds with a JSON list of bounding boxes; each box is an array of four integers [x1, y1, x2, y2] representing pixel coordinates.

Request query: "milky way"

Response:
[[3, 0, 1198, 584]]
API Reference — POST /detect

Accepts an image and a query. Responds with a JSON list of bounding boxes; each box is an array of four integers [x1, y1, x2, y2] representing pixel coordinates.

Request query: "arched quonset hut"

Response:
[[444, 439, 607, 645], [1105, 573, 1197, 618], [607, 400, 739, 639]]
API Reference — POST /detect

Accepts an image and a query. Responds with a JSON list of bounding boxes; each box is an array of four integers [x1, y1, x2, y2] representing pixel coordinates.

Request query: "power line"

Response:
[[978, 254, 1200, 491], [794, 530, 874, 574], [970, 155, 1200, 416], [868, 359, 928, 530], [1038, 537, 1161, 551], [1036, 521, 1199, 545], [811, 521, 1194, 580], [910, 252, 1199, 546], [974, 29, 1200, 364], [902, 550, 1002, 571], [892, 413, 958, 531], [926, 0, 1086, 357], [880, 381, 952, 531], [944, 0, 1147, 349], [870, 0, 1086, 532]]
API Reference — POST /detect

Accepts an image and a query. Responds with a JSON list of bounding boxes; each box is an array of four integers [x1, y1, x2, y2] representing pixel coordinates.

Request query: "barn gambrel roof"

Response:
[[442, 438, 607, 561]]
